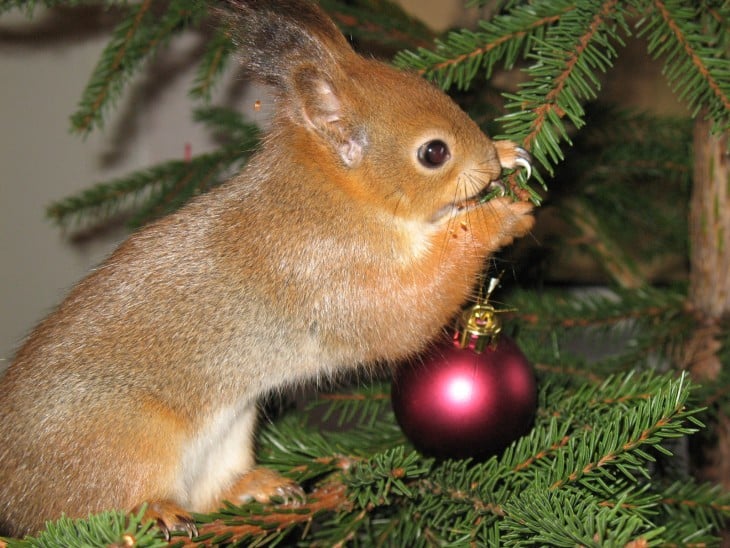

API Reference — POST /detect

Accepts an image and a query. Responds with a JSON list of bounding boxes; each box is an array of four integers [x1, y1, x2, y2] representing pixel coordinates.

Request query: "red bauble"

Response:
[[392, 333, 537, 460]]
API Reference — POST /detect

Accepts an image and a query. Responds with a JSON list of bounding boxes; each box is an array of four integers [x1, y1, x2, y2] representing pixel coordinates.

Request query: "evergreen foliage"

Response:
[[1, 0, 729, 545], [396, 0, 729, 178], [5, 505, 166, 548]]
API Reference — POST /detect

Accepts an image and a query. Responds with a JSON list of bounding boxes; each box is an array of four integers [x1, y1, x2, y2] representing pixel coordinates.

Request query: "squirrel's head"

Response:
[[224, 0, 528, 226]]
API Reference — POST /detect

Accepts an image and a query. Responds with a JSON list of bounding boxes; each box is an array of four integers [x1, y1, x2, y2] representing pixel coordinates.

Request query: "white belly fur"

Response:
[[176, 401, 257, 511]]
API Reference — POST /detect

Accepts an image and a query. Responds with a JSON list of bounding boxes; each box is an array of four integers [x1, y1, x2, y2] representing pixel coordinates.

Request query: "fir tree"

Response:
[[1, 0, 729, 546]]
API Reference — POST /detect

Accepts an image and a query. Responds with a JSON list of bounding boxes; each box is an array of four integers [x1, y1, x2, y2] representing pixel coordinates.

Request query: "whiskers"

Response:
[[434, 170, 485, 268], [436, 165, 530, 267]]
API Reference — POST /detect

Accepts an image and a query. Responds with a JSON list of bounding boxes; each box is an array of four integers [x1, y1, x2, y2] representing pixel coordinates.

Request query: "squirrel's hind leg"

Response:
[[212, 467, 305, 508]]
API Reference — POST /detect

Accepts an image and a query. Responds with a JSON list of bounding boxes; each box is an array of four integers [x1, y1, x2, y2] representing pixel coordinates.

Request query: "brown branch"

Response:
[[513, 435, 571, 472], [661, 496, 730, 514], [319, 392, 390, 401], [195, 41, 227, 99], [419, 11, 568, 77], [331, 12, 433, 50], [599, 500, 640, 510], [76, 0, 153, 133], [596, 393, 652, 406], [549, 413, 676, 491], [624, 539, 650, 548], [173, 482, 351, 547], [289, 455, 363, 476], [414, 478, 506, 517], [534, 362, 605, 384], [514, 303, 672, 329]]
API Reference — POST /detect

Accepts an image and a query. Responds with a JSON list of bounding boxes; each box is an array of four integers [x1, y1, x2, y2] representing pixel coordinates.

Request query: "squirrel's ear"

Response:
[[293, 65, 367, 168]]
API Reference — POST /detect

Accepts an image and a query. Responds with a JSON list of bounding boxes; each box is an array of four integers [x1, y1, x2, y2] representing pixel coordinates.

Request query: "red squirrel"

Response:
[[0, 0, 533, 538]]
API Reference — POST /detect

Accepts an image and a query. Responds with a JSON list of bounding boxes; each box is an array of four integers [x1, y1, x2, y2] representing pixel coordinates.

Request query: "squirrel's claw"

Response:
[[494, 141, 533, 180], [512, 147, 532, 180], [271, 480, 306, 506]]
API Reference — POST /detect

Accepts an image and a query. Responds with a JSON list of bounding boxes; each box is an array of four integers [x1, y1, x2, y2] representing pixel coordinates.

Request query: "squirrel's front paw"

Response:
[[217, 467, 306, 507], [507, 199, 535, 238], [483, 197, 534, 248]]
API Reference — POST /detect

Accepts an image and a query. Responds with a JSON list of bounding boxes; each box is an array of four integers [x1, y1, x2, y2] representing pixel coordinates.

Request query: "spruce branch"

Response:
[[47, 107, 260, 229], [563, 200, 646, 288], [635, 0, 730, 132], [6, 372, 723, 546], [535, 372, 702, 463], [346, 446, 432, 508], [191, 105, 260, 139], [508, 286, 686, 330], [319, 0, 434, 51], [499, 0, 628, 176], [393, 1, 575, 88], [307, 384, 392, 429], [70, 0, 207, 134], [555, 107, 693, 275], [501, 485, 662, 547], [45, 144, 245, 229], [660, 481, 730, 535], [189, 27, 235, 101], [70, 0, 155, 134], [7, 506, 166, 548], [0, 0, 105, 17], [172, 482, 351, 548], [504, 416, 574, 475]]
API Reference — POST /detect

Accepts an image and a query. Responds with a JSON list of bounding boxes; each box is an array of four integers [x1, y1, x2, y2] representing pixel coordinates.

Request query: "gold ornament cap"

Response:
[[455, 303, 502, 353], [454, 276, 512, 353]]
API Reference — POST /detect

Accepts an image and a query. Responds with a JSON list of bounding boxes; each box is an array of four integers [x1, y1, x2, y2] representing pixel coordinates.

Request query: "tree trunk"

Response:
[[688, 116, 729, 491], [689, 118, 730, 319]]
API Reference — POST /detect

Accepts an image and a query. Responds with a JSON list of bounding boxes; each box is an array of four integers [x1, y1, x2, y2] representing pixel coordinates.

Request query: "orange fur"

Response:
[[0, 0, 533, 537]]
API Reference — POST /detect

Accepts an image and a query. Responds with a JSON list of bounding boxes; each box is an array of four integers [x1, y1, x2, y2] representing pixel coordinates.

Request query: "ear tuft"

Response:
[[221, 0, 353, 88]]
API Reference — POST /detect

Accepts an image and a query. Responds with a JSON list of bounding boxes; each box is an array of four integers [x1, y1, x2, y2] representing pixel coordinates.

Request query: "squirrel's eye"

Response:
[[418, 140, 450, 168]]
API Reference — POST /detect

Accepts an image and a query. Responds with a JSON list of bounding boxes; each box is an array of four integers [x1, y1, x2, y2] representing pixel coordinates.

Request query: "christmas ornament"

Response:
[[391, 281, 537, 460]]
